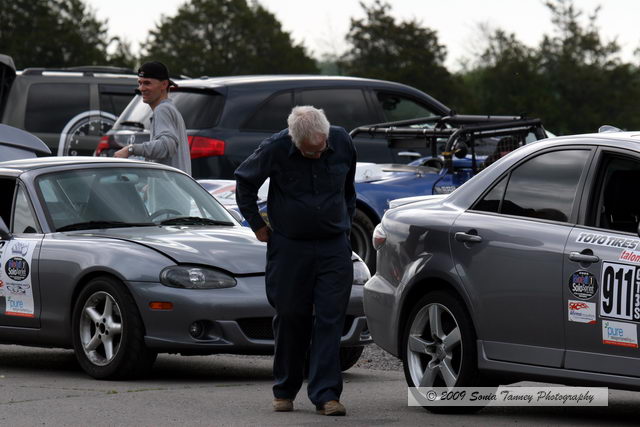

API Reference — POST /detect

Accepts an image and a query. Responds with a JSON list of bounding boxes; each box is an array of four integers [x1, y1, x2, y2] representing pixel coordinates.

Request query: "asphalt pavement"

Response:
[[2, 345, 640, 426]]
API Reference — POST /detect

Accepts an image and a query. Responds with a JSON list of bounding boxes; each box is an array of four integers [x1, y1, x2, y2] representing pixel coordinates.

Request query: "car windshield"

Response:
[[35, 167, 236, 231]]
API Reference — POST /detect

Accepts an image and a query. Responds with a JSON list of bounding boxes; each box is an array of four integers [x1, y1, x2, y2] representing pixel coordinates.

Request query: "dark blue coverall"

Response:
[[234, 126, 357, 407]]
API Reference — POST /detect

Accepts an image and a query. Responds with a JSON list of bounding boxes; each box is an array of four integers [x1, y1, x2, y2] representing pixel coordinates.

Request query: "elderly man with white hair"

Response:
[[235, 106, 356, 416]]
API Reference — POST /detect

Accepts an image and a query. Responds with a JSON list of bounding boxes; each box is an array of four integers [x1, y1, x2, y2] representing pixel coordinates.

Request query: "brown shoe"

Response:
[[316, 400, 346, 416], [272, 398, 293, 412]]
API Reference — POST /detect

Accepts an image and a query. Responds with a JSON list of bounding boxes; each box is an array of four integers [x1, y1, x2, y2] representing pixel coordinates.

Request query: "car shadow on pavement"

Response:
[[469, 403, 640, 426], [0, 346, 275, 383]]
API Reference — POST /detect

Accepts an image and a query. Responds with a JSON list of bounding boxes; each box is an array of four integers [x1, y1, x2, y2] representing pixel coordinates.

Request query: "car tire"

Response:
[[72, 276, 157, 380], [339, 346, 364, 371], [351, 209, 376, 272], [401, 291, 483, 414]]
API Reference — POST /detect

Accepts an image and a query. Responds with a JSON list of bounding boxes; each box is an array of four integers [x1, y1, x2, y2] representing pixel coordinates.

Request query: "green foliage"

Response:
[[460, 29, 547, 117], [0, 0, 111, 68], [339, 0, 461, 104], [106, 37, 138, 70], [459, 0, 640, 134], [140, 0, 318, 77]]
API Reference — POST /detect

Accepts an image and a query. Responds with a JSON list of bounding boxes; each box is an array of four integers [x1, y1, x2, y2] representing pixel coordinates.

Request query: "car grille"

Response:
[[237, 316, 356, 340]]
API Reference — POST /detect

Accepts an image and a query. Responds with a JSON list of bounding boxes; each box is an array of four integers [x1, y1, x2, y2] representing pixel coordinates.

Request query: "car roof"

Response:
[[173, 74, 452, 116], [0, 156, 165, 174], [548, 130, 640, 143], [176, 74, 429, 90]]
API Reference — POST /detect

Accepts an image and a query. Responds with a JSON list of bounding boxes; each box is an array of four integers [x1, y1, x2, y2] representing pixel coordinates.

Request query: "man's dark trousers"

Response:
[[266, 231, 353, 406]]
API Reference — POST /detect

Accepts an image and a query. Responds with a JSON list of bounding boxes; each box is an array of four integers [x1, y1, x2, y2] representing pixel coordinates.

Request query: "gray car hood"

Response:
[[79, 226, 266, 275]]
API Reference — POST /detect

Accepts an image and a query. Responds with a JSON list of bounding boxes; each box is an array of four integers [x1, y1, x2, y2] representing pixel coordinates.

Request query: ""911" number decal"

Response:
[[600, 262, 640, 321]]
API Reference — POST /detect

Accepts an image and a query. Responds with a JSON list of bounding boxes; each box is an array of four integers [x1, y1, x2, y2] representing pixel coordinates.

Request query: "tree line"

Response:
[[2, 0, 638, 134]]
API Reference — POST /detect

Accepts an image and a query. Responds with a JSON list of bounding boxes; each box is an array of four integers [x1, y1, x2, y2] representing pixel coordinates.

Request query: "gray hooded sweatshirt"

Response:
[[132, 98, 191, 175]]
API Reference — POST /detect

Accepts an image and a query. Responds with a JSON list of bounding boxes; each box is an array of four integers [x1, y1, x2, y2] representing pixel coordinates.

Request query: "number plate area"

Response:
[[600, 262, 640, 322]]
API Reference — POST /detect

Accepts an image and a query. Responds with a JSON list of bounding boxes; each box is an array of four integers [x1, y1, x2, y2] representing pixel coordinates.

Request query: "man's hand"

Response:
[[254, 226, 270, 242], [114, 146, 130, 158]]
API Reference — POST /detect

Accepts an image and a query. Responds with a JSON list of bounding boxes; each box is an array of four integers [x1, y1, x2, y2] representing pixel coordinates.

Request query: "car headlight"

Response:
[[353, 259, 371, 286], [160, 266, 237, 289]]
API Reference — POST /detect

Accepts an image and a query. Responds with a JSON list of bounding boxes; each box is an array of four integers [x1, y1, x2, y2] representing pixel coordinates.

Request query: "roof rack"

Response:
[[22, 66, 136, 76], [350, 115, 547, 173]]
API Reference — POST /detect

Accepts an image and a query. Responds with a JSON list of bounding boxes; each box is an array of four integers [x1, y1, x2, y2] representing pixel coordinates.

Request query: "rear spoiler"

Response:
[[350, 115, 547, 173], [0, 54, 16, 120]]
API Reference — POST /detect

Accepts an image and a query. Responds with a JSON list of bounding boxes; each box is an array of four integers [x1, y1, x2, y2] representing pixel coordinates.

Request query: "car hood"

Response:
[[77, 226, 266, 275]]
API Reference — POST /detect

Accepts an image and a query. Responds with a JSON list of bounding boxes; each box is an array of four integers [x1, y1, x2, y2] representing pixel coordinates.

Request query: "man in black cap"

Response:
[[115, 61, 191, 175]]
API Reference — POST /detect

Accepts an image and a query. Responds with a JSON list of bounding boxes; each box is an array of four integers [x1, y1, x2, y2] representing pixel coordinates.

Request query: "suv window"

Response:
[[298, 89, 372, 131], [114, 91, 223, 130], [376, 92, 437, 122], [99, 84, 136, 116], [174, 91, 224, 129], [25, 83, 90, 133], [592, 154, 640, 233], [243, 91, 293, 132], [473, 149, 590, 222]]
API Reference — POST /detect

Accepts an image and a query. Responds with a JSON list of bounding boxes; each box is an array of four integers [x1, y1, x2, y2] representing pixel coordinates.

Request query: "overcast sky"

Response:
[[86, 0, 640, 69]]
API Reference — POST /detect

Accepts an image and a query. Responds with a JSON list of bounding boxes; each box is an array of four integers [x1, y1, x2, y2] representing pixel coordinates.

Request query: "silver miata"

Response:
[[0, 127, 371, 379]]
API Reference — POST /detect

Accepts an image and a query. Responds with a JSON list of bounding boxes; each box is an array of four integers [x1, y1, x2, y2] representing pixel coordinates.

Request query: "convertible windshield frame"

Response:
[[34, 166, 236, 232]]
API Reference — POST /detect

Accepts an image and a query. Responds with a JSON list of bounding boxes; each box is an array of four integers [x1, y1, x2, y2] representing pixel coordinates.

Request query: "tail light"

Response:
[[188, 136, 225, 159], [94, 135, 110, 156], [372, 224, 387, 251]]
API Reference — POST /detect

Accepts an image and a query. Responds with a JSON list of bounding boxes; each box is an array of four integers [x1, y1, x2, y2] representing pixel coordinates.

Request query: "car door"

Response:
[[0, 181, 42, 328], [451, 147, 592, 367], [564, 148, 640, 376]]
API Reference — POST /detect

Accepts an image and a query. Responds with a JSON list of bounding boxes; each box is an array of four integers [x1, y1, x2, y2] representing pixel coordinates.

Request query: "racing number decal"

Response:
[[600, 262, 640, 321]]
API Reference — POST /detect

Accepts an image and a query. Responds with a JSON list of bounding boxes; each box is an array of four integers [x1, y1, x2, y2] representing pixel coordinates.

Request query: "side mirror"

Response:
[[453, 141, 469, 159], [0, 217, 11, 241]]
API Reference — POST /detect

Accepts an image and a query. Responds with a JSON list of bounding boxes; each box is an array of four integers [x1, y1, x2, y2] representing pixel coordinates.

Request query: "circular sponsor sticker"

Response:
[[568, 270, 597, 300], [5, 257, 29, 281]]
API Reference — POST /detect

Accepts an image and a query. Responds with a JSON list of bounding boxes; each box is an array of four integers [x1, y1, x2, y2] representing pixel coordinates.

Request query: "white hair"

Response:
[[287, 106, 330, 147]]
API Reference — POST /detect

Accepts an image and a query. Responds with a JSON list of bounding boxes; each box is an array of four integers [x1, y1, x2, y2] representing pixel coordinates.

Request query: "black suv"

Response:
[[0, 54, 138, 157], [97, 75, 452, 179]]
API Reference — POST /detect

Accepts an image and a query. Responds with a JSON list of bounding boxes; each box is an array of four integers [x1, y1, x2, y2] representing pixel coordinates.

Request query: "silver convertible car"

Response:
[[365, 129, 640, 411], [0, 144, 370, 380]]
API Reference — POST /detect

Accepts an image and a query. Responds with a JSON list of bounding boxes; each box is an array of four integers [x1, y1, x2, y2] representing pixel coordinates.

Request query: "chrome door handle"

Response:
[[568, 252, 600, 263], [455, 232, 483, 243]]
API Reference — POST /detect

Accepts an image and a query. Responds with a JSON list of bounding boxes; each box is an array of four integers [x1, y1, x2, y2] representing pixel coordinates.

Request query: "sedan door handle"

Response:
[[568, 252, 600, 264], [455, 232, 483, 243]]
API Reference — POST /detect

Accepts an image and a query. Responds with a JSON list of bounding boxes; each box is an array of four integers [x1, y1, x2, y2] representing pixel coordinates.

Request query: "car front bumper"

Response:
[[128, 276, 372, 354]]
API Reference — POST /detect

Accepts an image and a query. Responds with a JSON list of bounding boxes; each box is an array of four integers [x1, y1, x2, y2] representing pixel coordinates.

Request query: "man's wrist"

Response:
[[127, 144, 135, 155]]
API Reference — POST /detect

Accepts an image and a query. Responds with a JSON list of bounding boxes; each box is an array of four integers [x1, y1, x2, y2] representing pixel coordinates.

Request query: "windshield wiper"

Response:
[[57, 221, 155, 232], [159, 217, 234, 226]]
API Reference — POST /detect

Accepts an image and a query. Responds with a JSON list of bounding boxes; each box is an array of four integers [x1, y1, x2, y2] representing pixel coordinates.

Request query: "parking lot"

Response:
[[2, 344, 640, 426]]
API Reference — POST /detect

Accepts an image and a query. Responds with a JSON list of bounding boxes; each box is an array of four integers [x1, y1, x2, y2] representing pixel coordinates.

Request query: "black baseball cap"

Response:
[[137, 61, 177, 87]]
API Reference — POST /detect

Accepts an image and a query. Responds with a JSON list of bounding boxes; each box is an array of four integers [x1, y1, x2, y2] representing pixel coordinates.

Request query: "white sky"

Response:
[[86, 0, 640, 70]]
